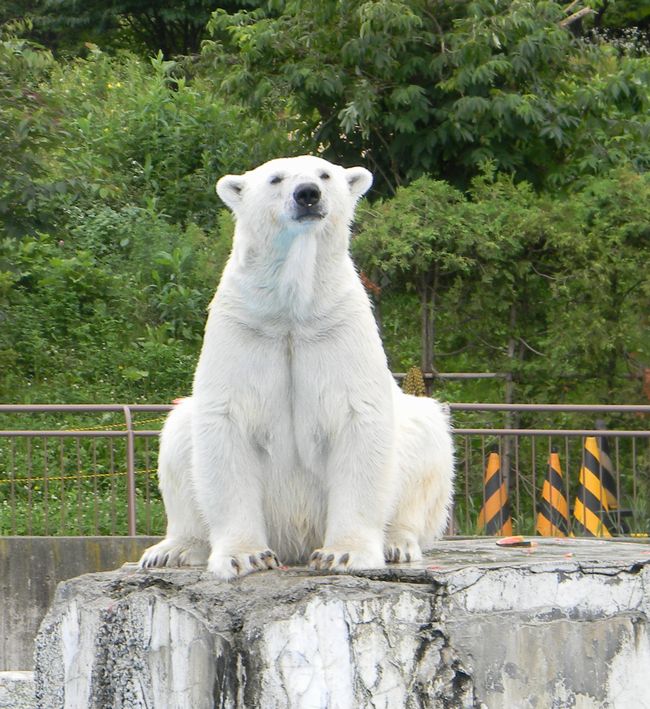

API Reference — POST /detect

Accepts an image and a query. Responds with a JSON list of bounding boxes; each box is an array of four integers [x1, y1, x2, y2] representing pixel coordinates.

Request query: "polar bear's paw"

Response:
[[308, 546, 385, 572], [207, 548, 280, 581], [139, 538, 210, 569], [384, 533, 423, 564]]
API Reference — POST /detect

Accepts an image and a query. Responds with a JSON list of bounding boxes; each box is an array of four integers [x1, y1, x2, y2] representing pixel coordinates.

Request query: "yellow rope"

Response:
[[0, 468, 158, 484], [61, 416, 166, 432]]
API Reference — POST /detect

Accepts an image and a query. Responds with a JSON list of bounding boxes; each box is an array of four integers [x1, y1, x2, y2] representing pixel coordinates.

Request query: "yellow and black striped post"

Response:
[[595, 435, 629, 534], [477, 448, 512, 535], [535, 447, 569, 537], [597, 436, 620, 511], [572, 436, 612, 537]]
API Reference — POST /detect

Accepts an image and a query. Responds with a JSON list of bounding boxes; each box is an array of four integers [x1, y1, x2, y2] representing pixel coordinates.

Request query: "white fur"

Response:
[[139, 156, 454, 580]]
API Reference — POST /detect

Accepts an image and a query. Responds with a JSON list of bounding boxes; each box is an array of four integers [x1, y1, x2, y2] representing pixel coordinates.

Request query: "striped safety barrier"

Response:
[[535, 448, 569, 537], [596, 435, 631, 534], [477, 448, 512, 536], [596, 436, 619, 511], [572, 436, 612, 537]]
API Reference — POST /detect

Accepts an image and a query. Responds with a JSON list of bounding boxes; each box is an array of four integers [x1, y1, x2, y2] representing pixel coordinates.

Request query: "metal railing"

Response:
[[449, 403, 650, 537], [0, 405, 170, 536], [1, 403, 649, 537]]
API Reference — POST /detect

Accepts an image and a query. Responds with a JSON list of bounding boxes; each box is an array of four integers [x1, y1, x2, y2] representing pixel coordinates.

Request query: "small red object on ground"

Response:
[[496, 536, 533, 548]]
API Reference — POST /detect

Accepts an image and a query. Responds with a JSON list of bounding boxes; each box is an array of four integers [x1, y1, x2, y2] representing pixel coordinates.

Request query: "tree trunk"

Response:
[[420, 267, 437, 375], [605, 272, 620, 400], [502, 305, 519, 494]]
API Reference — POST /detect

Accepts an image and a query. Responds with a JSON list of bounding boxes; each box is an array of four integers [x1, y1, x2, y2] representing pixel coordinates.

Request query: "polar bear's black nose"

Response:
[[294, 183, 321, 207]]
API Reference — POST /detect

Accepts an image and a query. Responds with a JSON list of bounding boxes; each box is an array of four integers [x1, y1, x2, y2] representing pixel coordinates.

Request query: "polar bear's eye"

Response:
[[320, 172, 331, 180], [270, 175, 284, 185]]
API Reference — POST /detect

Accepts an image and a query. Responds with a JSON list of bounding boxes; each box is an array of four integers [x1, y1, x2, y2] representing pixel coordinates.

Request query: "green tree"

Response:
[[354, 171, 552, 385], [0, 43, 299, 403], [205, 0, 650, 193], [542, 170, 650, 402], [593, 0, 650, 32], [354, 168, 650, 403], [355, 178, 476, 373], [0, 38, 69, 239]]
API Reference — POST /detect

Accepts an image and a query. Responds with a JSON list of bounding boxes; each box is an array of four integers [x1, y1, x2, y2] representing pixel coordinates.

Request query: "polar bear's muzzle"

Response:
[[293, 182, 326, 222]]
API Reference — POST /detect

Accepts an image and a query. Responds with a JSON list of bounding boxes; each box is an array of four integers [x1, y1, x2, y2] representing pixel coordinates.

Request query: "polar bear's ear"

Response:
[[216, 175, 246, 210], [345, 167, 373, 199]]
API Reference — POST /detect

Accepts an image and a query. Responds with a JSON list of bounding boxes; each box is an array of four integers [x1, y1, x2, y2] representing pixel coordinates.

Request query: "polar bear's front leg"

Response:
[[192, 414, 279, 581], [308, 421, 394, 572]]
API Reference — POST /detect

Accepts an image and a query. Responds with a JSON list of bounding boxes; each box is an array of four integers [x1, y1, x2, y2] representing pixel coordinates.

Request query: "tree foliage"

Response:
[[204, 0, 650, 193], [354, 168, 650, 402], [0, 38, 63, 238], [0, 42, 300, 403], [0, 5, 648, 407], [594, 0, 650, 31], [2, 0, 231, 57], [543, 170, 650, 397]]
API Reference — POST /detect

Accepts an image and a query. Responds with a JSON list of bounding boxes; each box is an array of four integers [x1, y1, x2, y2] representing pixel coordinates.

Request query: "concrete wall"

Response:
[[0, 537, 159, 670]]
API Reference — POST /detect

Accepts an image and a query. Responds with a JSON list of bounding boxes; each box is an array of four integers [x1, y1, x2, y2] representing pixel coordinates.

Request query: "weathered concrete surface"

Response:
[[0, 672, 35, 709], [34, 538, 650, 708], [0, 536, 160, 670]]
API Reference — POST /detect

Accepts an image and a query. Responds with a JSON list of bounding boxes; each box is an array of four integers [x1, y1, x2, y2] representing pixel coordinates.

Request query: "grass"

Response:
[[1, 472, 166, 536]]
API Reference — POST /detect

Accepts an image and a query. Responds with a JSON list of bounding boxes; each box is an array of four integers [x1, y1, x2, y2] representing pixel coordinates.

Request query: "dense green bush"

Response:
[[354, 169, 650, 404], [0, 42, 300, 403], [0, 7, 648, 408]]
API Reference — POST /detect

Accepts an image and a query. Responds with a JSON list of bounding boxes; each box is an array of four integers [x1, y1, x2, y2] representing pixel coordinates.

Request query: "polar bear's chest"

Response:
[[238, 231, 321, 320], [247, 349, 344, 470], [273, 231, 319, 316]]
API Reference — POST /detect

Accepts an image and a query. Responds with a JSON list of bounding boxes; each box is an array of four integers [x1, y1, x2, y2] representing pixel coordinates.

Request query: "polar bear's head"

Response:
[[216, 156, 373, 237]]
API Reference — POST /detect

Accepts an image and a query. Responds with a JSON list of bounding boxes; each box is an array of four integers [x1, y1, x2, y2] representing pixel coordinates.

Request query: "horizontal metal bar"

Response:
[[449, 403, 650, 413], [1, 402, 648, 414], [0, 430, 162, 438], [394, 372, 507, 380], [0, 404, 174, 413], [1, 428, 646, 439], [454, 428, 650, 437]]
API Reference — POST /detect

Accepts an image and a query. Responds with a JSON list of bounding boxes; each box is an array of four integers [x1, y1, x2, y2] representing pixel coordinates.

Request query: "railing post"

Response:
[[503, 371, 516, 494], [123, 406, 137, 536]]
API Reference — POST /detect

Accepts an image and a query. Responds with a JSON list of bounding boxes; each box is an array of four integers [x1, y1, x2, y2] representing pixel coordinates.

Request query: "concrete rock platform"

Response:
[[34, 538, 650, 708]]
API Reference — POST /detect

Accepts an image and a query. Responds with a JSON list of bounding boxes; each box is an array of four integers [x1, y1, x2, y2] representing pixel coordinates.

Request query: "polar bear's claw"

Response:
[[208, 548, 280, 580], [384, 536, 423, 564], [309, 550, 347, 571], [308, 547, 383, 572], [139, 538, 210, 569]]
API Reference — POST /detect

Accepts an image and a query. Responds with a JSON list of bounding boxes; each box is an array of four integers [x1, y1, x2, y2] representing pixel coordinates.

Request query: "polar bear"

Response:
[[139, 155, 454, 580]]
